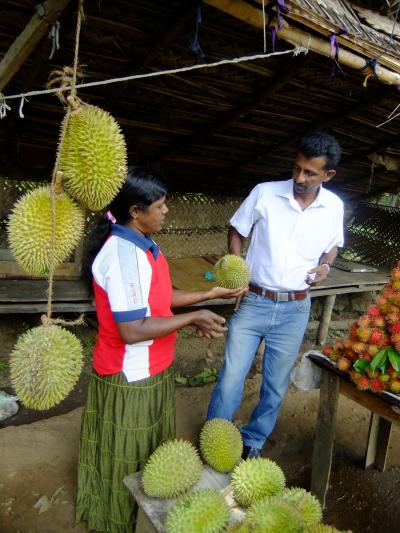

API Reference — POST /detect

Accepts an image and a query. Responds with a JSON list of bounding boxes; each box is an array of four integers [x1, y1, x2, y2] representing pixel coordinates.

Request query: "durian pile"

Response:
[[7, 103, 127, 411], [140, 419, 351, 532], [322, 262, 400, 395]]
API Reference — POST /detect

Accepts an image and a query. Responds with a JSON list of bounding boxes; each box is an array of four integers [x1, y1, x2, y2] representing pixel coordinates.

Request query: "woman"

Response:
[[76, 167, 244, 533]]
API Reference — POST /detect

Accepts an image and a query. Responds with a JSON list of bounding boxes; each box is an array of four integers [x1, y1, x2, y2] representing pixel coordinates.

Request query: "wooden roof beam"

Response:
[[203, 0, 400, 85], [0, 0, 71, 92]]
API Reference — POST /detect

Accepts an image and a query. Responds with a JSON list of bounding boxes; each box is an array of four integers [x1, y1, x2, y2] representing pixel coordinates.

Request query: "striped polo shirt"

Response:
[[92, 224, 176, 382]]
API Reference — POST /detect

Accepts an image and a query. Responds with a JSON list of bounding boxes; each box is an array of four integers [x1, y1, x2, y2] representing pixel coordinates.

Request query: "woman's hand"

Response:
[[207, 286, 248, 300], [192, 309, 227, 339]]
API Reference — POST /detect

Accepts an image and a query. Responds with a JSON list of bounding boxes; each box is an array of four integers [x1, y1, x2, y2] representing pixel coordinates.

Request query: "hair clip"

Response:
[[106, 210, 117, 224]]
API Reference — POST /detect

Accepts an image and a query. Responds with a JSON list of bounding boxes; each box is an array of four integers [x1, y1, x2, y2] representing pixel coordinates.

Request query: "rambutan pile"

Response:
[[322, 262, 400, 396]]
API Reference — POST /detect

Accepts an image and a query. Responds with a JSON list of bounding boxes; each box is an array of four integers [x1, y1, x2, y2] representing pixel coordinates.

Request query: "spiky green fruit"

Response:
[[10, 325, 83, 410], [276, 488, 322, 528], [200, 418, 243, 473], [7, 186, 84, 275], [231, 458, 286, 506], [213, 255, 250, 289], [59, 105, 127, 211], [305, 525, 352, 533], [166, 489, 229, 533], [247, 500, 304, 532], [142, 439, 203, 498]]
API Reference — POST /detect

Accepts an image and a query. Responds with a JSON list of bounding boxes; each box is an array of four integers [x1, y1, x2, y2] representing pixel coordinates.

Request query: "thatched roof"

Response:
[[0, 0, 399, 200]]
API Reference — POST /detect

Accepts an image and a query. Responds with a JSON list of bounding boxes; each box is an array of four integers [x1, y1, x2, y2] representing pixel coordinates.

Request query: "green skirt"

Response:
[[76, 368, 175, 533]]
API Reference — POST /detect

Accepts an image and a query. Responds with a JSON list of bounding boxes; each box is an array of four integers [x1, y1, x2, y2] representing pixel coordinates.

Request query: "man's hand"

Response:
[[306, 264, 330, 286]]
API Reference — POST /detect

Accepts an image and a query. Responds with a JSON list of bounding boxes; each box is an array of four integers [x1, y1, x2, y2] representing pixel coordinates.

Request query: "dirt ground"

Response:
[[0, 374, 399, 533]]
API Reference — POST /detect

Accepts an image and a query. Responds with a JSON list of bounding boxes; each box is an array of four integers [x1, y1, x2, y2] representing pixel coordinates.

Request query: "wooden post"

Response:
[[311, 371, 340, 508], [316, 294, 336, 345], [364, 413, 392, 471], [0, 0, 71, 92]]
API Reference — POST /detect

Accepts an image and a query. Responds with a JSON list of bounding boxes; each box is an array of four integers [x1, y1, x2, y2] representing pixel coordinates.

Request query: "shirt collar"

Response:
[[111, 224, 159, 259], [275, 179, 328, 209]]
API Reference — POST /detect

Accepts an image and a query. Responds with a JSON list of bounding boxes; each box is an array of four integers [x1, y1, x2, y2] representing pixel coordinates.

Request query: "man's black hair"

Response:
[[297, 130, 341, 169]]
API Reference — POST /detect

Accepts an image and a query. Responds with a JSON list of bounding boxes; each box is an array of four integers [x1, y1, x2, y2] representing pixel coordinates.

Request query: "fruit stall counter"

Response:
[[124, 466, 240, 533], [308, 352, 400, 508], [0, 257, 390, 319]]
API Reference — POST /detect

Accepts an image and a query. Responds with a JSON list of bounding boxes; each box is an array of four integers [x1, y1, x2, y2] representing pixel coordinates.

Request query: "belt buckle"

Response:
[[277, 292, 289, 302]]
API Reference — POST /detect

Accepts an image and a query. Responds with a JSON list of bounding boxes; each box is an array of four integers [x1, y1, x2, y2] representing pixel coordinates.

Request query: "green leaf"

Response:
[[0, 361, 7, 370], [370, 349, 389, 373], [353, 359, 370, 373], [174, 374, 188, 385], [388, 348, 400, 372]]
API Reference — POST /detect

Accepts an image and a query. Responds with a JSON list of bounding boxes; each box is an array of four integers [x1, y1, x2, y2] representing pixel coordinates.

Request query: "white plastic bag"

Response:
[[0, 390, 19, 421], [291, 350, 323, 391]]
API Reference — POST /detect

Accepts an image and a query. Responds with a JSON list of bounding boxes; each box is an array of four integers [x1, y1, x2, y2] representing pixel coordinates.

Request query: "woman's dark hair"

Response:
[[297, 130, 341, 169], [83, 166, 168, 291]]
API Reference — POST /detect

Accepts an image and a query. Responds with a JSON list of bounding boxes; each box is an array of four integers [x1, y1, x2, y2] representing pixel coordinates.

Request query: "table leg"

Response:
[[364, 413, 392, 472], [135, 507, 158, 533], [311, 371, 340, 508], [316, 295, 336, 345]]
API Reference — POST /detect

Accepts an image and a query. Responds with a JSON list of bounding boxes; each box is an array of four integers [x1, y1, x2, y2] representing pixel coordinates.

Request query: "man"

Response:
[[207, 130, 344, 459]]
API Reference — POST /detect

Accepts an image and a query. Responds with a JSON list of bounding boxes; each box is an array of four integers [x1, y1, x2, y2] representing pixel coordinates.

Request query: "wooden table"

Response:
[[123, 466, 243, 533], [309, 352, 400, 508]]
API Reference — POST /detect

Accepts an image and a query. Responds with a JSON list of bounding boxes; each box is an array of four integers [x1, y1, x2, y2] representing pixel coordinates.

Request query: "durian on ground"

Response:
[[213, 254, 251, 289], [165, 489, 229, 533], [7, 186, 85, 276], [59, 104, 127, 211], [247, 500, 304, 533], [142, 439, 203, 498], [200, 418, 243, 473], [231, 457, 286, 506], [10, 325, 83, 411]]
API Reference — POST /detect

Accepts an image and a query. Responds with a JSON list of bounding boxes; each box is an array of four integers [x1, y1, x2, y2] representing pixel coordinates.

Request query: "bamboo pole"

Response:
[[203, 0, 400, 85]]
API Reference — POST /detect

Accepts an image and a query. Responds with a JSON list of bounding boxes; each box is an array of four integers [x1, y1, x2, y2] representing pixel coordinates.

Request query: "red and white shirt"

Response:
[[92, 224, 176, 382]]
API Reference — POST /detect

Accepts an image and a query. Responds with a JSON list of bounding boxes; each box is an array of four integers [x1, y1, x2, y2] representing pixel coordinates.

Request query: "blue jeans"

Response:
[[207, 291, 311, 449]]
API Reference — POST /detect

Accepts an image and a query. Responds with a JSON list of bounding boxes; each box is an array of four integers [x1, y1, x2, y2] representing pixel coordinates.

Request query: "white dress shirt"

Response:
[[230, 179, 344, 291]]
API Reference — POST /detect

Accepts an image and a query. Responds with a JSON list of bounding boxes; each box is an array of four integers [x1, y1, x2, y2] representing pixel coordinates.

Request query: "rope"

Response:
[[42, 0, 85, 329], [0, 47, 308, 108]]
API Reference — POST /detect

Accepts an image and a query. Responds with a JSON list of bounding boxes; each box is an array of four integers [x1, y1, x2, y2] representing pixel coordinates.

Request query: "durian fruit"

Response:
[[231, 457, 286, 506], [279, 487, 322, 528], [305, 525, 352, 533], [200, 418, 243, 473], [9, 325, 83, 410], [142, 439, 203, 498], [165, 489, 229, 533], [213, 255, 250, 289], [59, 105, 127, 211], [7, 186, 84, 275], [247, 500, 304, 533]]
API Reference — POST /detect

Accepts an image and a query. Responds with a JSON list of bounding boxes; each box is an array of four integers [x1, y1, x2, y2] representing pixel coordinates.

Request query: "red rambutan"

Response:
[[386, 312, 400, 325], [366, 367, 378, 379], [358, 315, 371, 329], [376, 295, 388, 308], [350, 370, 362, 383], [370, 378, 384, 393], [391, 333, 400, 351], [352, 341, 366, 354], [343, 338, 353, 349], [334, 339, 345, 350], [390, 323, 400, 335], [367, 344, 380, 356], [367, 305, 381, 318], [356, 376, 370, 391], [361, 353, 372, 361], [372, 316, 386, 329], [369, 329, 385, 345], [322, 345, 334, 356], [356, 327, 371, 342]]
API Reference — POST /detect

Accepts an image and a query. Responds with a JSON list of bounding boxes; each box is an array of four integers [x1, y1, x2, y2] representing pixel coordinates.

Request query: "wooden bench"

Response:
[[309, 352, 400, 508]]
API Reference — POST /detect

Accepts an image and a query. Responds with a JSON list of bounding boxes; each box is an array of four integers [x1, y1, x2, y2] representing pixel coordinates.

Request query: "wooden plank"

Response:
[[0, 302, 94, 314], [311, 371, 340, 508], [340, 380, 400, 425], [316, 295, 336, 345], [365, 413, 392, 471], [0, 0, 71, 92], [0, 279, 90, 302], [169, 257, 217, 291], [0, 260, 80, 279]]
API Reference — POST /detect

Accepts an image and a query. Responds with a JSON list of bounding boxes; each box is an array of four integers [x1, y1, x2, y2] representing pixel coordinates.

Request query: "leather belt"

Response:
[[249, 283, 309, 302]]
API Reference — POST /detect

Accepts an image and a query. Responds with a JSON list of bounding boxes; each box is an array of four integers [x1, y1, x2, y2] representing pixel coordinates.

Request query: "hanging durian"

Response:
[[58, 104, 127, 211], [213, 255, 250, 289], [7, 185, 84, 275], [142, 439, 203, 498], [10, 325, 83, 411]]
